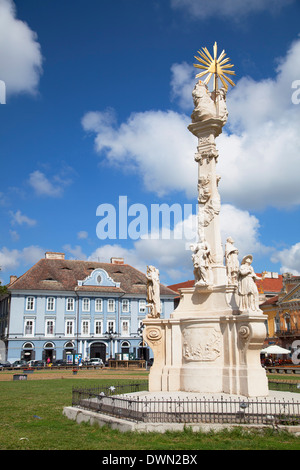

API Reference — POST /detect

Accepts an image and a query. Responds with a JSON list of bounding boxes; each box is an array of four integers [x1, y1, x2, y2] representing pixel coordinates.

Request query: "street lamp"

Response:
[[104, 326, 117, 360], [137, 324, 146, 360]]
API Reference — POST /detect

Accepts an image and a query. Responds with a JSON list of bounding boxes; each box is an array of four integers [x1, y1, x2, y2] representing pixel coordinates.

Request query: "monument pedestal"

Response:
[[143, 286, 268, 397]]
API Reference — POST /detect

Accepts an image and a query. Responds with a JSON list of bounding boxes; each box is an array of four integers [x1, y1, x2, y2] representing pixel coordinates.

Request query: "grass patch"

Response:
[[0, 376, 300, 450]]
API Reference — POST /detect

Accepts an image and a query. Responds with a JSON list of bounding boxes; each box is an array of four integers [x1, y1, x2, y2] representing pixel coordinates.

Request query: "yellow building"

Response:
[[260, 274, 300, 354]]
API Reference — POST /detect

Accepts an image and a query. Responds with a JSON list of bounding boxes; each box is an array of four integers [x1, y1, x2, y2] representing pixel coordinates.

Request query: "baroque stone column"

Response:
[[143, 79, 269, 397]]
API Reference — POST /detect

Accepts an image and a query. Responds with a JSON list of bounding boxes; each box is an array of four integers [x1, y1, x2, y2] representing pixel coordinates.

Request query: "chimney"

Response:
[[9, 275, 18, 284], [110, 257, 124, 265], [45, 252, 65, 260]]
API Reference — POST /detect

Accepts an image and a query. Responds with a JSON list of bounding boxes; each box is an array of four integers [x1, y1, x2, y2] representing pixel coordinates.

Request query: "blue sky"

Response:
[[1, 0, 300, 286]]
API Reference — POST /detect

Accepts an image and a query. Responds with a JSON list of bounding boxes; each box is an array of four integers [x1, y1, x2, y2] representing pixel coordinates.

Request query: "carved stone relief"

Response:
[[182, 327, 221, 362]]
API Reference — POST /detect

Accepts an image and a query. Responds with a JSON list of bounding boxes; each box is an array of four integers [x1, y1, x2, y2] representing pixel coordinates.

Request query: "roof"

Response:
[[169, 274, 283, 295], [168, 280, 194, 294], [256, 274, 283, 294], [8, 258, 177, 297], [260, 295, 279, 307]]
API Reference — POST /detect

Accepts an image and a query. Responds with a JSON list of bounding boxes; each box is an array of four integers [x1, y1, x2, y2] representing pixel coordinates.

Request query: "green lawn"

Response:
[[0, 376, 300, 450]]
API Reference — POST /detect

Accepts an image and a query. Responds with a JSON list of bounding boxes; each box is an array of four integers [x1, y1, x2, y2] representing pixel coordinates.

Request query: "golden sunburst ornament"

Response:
[[193, 41, 236, 92]]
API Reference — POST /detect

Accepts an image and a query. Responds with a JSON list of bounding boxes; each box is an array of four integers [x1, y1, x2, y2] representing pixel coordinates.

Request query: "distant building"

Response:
[[260, 273, 300, 352], [0, 252, 177, 364]]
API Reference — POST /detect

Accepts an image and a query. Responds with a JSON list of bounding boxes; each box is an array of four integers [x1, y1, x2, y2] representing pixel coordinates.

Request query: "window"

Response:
[[107, 299, 115, 313], [95, 320, 102, 335], [121, 320, 130, 336], [65, 320, 74, 336], [46, 320, 55, 336], [81, 320, 90, 336], [26, 297, 35, 311], [47, 297, 55, 311], [275, 316, 280, 332], [139, 300, 146, 313], [122, 299, 130, 313], [95, 299, 103, 312], [66, 298, 74, 312], [82, 298, 90, 312], [107, 320, 115, 333], [24, 319, 34, 336]]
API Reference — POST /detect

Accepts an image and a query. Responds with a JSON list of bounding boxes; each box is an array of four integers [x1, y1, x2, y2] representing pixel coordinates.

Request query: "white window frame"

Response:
[[82, 298, 90, 312], [122, 299, 130, 313], [66, 298, 75, 312], [94, 320, 103, 336], [95, 298, 103, 312], [65, 319, 74, 336], [121, 320, 130, 336], [45, 319, 55, 336], [139, 300, 146, 313], [81, 319, 90, 336], [46, 297, 55, 311], [107, 299, 115, 313], [24, 319, 35, 336], [26, 297, 35, 311], [107, 320, 115, 333]]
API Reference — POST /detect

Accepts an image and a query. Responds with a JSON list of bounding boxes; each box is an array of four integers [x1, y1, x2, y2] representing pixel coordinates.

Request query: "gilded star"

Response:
[[193, 42, 236, 91]]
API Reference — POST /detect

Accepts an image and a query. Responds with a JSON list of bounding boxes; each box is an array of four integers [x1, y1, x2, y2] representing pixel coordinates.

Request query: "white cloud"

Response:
[[63, 244, 87, 260], [170, 0, 294, 19], [217, 37, 300, 210], [9, 230, 19, 241], [0, 0, 43, 96], [10, 210, 36, 227], [83, 37, 300, 211], [0, 245, 44, 273], [28, 169, 73, 197], [77, 231, 88, 240], [271, 243, 300, 275], [0, 247, 20, 271], [170, 62, 194, 111], [82, 109, 196, 198], [219, 204, 270, 259]]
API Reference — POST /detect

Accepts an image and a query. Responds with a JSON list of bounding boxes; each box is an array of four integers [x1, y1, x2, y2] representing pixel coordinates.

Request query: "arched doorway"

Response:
[[138, 340, 149, 361], [43, 342, 56, 363], [90, 342, 106, 363], [22, 342, 35, 361], [63, 341, 76, 362], [121, 341, 130, 360]]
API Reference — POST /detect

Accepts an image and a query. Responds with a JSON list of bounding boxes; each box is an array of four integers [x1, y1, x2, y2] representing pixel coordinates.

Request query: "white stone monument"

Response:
[[143, 43, 268, 397]]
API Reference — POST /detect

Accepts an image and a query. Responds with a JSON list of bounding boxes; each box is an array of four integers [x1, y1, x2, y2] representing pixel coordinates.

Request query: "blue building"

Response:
[[1, 252, 177, 364]]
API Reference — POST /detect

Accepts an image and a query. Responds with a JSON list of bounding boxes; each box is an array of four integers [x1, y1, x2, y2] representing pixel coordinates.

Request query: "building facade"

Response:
[[261, 274, 300, 356], [0, 252, 177, 364]]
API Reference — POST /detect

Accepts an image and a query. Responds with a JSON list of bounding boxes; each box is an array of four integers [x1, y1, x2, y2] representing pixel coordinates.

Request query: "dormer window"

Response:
[[97, 275, 102, 284]]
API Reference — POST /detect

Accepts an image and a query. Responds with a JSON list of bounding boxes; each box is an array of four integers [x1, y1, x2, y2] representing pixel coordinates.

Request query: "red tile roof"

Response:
[[169, 274, 283, 295], [8, 258, 177, 297], [256, 274, 283, 294], [167, 280, 194, 293]]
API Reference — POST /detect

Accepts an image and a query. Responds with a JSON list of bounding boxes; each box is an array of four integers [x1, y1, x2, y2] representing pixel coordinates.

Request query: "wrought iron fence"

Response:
[[71, 383, 300, 426]]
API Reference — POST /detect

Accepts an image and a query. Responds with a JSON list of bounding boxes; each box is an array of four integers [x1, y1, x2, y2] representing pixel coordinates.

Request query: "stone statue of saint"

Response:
[[225, 237, 239, 285], [238, 255, 261, 312], [146, 265, 161, 318], [191, 236, 213, 287], [191, 81, 228, 124]]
